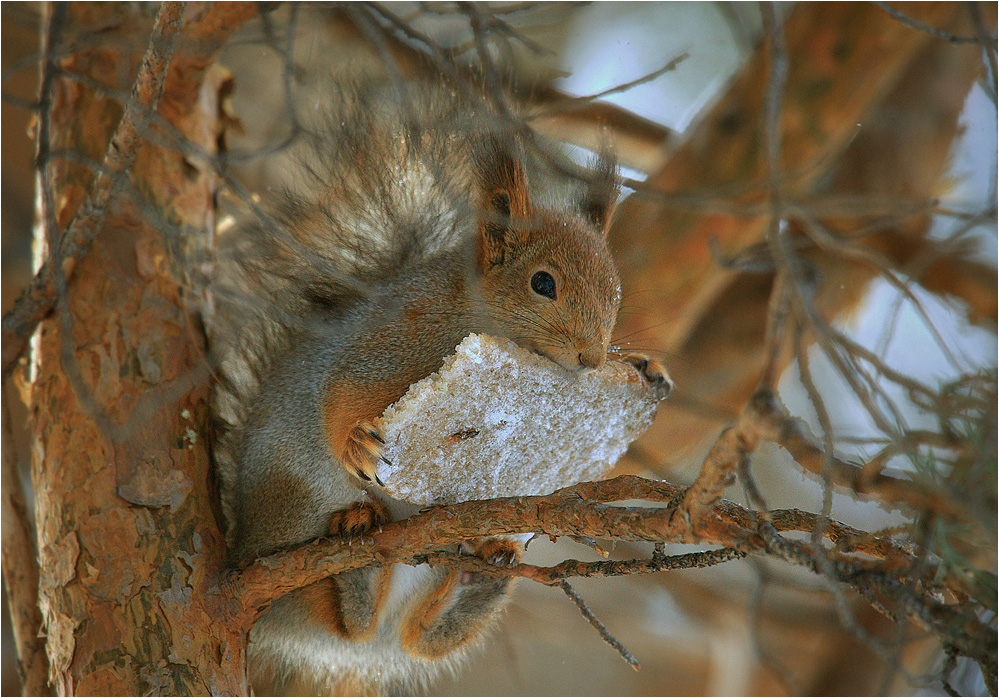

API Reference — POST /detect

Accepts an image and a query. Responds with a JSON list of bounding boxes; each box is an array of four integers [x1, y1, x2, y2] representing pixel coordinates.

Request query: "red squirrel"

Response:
[[210, 81, 669, 695]]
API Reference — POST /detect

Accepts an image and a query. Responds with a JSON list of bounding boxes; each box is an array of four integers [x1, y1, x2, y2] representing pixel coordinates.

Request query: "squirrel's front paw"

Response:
[[619, 352, 673, 398], [329, 499, 390, 540], [340, 420, 389, 488]]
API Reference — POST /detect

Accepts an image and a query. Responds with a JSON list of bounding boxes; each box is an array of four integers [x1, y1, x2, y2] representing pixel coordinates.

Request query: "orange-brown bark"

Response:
[[27, 3, 254, 694]]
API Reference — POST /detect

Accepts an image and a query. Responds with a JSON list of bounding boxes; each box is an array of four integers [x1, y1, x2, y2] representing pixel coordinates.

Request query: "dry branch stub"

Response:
[[377, 334, 669, 504]]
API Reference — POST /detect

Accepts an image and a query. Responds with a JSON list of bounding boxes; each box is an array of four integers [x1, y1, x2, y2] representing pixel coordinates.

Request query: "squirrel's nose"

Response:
[[578, 345, 606, 370]]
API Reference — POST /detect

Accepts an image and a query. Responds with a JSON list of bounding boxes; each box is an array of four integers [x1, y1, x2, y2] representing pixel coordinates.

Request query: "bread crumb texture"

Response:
[[377, 334, 665, 505]]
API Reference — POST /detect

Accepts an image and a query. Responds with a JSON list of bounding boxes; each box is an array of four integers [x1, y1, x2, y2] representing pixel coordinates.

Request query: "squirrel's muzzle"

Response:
[[577, 344, 607, 371]]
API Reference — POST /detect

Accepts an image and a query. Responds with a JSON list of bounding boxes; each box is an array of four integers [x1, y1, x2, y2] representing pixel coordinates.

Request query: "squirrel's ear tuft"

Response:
[[476, 138, 532, 267], [476, 137, 532, 218], [479, 188, 516, 268], [479, 189, 511, 267], [580, 155, 620, 238], [491, 191, 511, 218]]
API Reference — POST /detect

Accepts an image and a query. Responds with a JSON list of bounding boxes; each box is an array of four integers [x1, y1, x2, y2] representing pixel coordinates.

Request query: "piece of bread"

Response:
[[376, 334, 666, 505]]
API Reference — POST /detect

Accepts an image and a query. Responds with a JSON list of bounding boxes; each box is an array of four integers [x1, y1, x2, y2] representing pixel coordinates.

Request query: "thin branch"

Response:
[[217, 4, 304, 166], [560, 580, 641, 670], [760, 399, 968, 520], [458, 1, 514, 118], [362, 2, 469, 91], [874, 1, 995, 45], [471, 6, 553, 58], [747, 561, 799, 693], [1, 92, 38, 111], [760, 269, 789, 388], [791, 208, 964, 372], [529, 52, 690, 119], [966, 1, 999, 103], [0, 4, 63, 691]]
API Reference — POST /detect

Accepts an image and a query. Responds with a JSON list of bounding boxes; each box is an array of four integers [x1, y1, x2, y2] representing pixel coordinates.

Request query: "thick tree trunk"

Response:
[[27, 3, 253, 694]]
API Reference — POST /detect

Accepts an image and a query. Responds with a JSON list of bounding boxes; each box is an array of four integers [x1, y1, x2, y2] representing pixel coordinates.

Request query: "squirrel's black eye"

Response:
[[530, 271, 556, 300]]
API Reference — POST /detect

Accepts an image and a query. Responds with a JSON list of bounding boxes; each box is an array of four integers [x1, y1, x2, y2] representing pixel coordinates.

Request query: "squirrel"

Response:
[[209, 80, 671, 695]]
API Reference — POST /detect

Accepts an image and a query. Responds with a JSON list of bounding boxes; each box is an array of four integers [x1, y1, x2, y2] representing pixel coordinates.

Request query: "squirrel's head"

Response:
[[473, 141, 622, 372]]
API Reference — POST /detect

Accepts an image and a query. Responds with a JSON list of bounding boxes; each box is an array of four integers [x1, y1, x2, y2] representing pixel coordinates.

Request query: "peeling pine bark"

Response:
[[28, 3, 254, 694], [2, 400, 49, 695]]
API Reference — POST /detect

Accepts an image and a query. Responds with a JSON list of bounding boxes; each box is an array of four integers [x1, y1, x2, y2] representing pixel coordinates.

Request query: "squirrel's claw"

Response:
[[618, 352, 673, 399], [456, 537, 523, 585], [341, 421, 388, 489], [462, 537, 523, 568], [329, 499, 390, 541]]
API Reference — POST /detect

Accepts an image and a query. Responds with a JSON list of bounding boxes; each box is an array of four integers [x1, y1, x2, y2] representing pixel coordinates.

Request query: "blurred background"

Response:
[[3, 2, 996, 695]]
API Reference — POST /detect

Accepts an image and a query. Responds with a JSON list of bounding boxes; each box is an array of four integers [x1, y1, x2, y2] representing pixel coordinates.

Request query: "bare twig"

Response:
[[966, 1, 999, 102], [760, 268, 790, 388], [791, 207, 963, 372], [745, 389, 969, 520], [874, 1, 995, 45], [1, 5, 64, 692], [459, 1, 514, 119], [560, 580, 641, 670], [529, 52, 689, 119], [747, 561, 798, 693]]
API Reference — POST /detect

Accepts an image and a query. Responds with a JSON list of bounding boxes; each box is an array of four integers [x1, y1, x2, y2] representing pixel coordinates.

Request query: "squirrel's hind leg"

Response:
[[327, 499, 394, 640], [328, 499, 389, 540], [399, 537, 521, 659], [330, 566, 394, 641]]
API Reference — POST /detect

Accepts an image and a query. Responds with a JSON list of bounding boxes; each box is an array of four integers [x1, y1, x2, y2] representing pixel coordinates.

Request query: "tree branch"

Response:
[[560, 580, 641, 670], [229, 467, 993, 675]]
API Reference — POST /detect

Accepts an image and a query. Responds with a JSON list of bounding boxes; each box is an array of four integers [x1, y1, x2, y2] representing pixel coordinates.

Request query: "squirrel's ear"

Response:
[[580, 156, 620, 238], [476, 139, 531, 267]]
